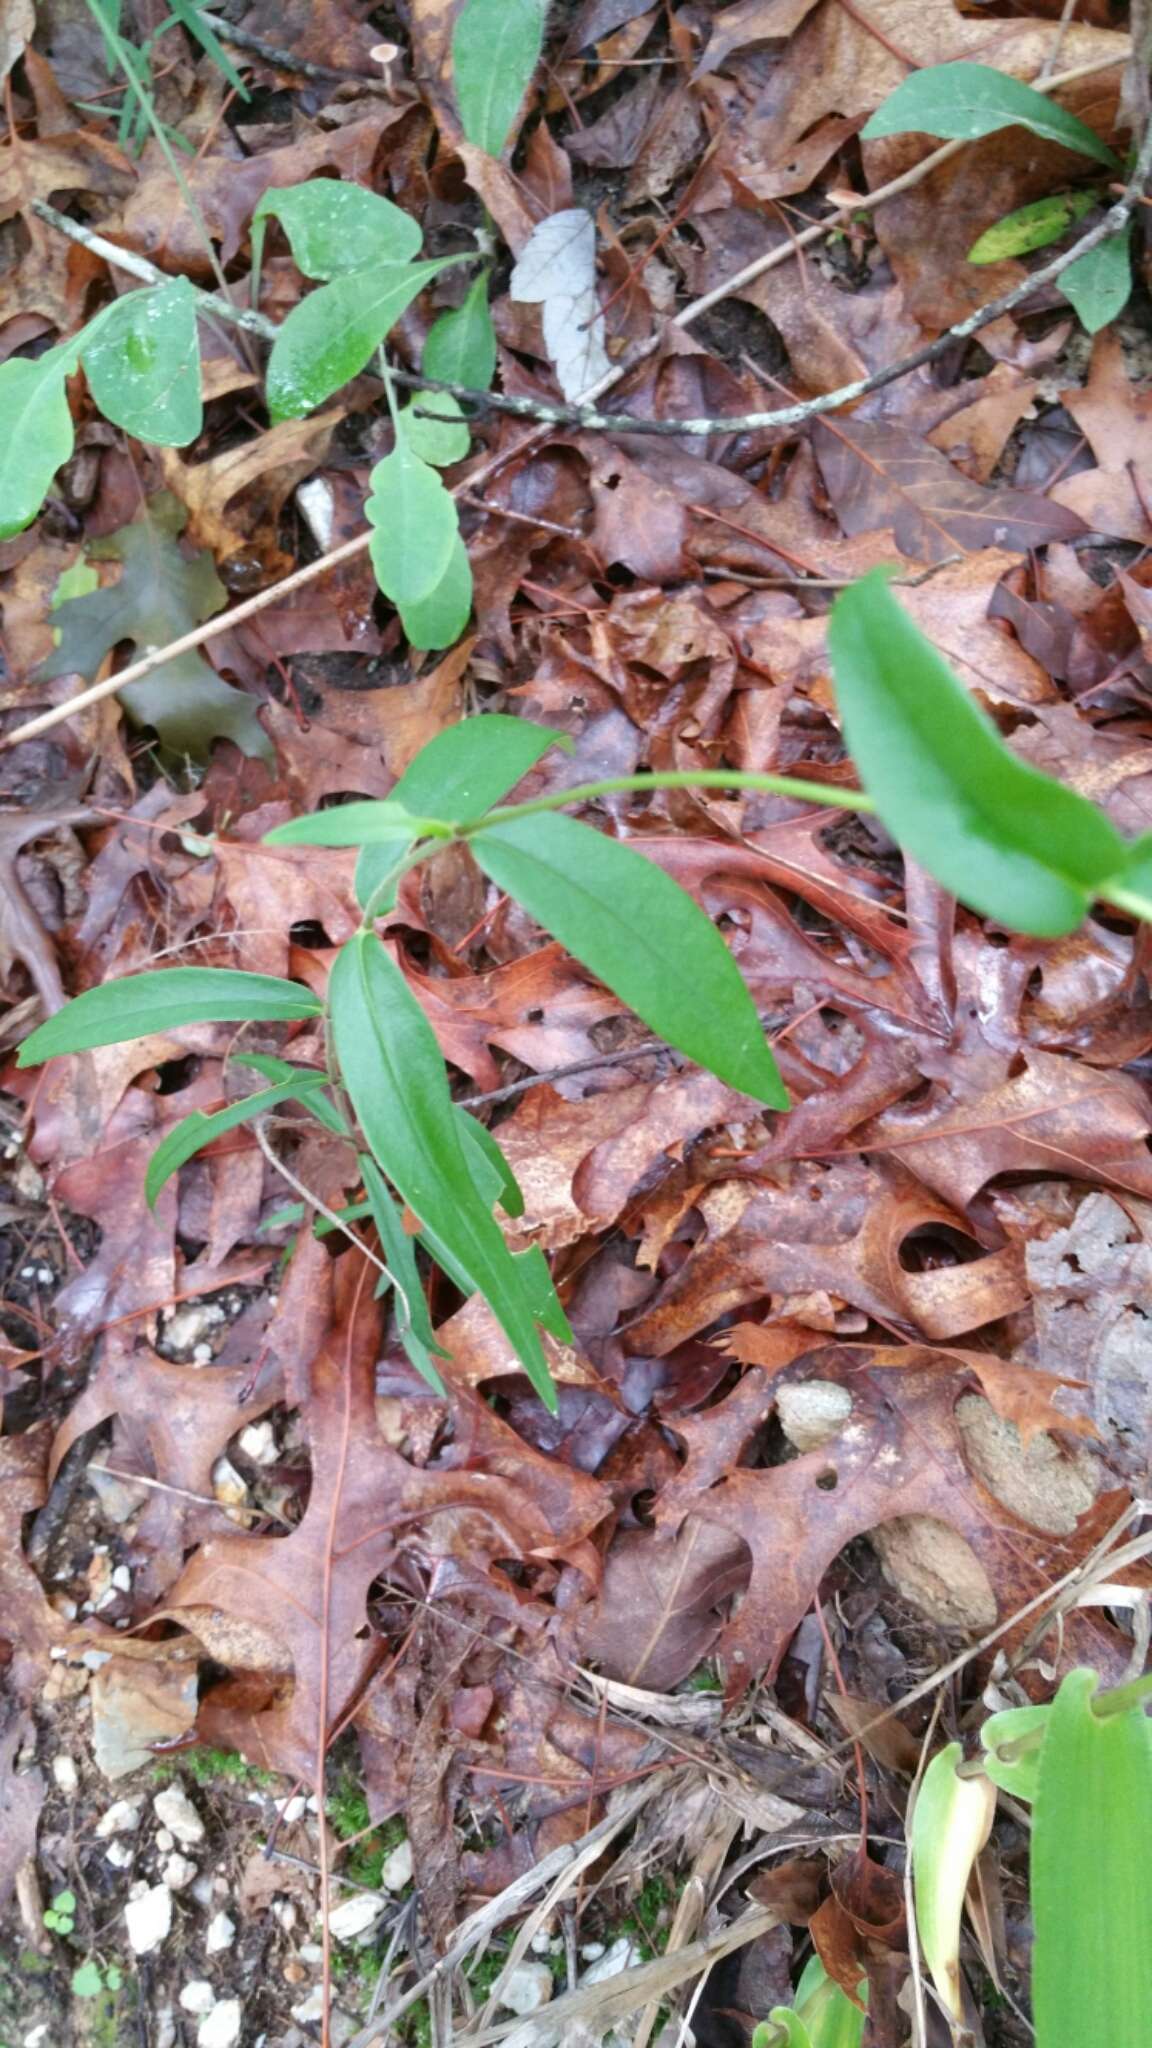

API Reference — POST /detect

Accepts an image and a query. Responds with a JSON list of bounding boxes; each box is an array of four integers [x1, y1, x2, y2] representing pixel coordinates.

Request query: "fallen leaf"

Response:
[[510, 209, 612, 401]]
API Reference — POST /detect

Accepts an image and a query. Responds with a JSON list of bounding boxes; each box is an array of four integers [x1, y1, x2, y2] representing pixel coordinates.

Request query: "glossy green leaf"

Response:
[[400, 392, 471, 466], [452, 0, 548, 156], [423, 275, 497, 392], [1032, 1669, 1152, 2047], [1059, 225, 1133, 333], [17, 968, 321, 1065], [458, 1108, 525, 1218], [366, 433, 460, 607], [251, 180, 421, 283], [828, 572, 1127, 935], [911, 1743, 996, 2025], [0, 346, 75, 540], [266, 258, 454, 421], [397, 531, 473, 651], [470, 811, 788, 1105], [264, 798, 443, 848], [329, 931, 557, 1406], [967, 190, 1093, 262], [81, 278, 203, 446], [979, 1702, 1049, 1801], [862, 61, 1118, 166], [145, 1071, 332, 1207], [355, 712, 565, 911], [360, 1152, 450, 1394]]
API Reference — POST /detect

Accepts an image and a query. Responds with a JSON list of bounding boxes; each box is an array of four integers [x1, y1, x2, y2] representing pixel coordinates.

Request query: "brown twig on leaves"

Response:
[[213, 19, 396, 86], [7, 46, 1133, 753]]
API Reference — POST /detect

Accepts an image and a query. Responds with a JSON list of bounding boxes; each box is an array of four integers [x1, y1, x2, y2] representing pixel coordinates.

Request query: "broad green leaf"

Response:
[[400, 392, 471, 467], [360, 1152, 450, 1394], [452, 0, 548, 156], [1032, 1669, 1152, 2047], [398, 531, 473, 651], [0, 346, 75, 540], [862, 61, 1118, 166], [232, 1052, 348, 1135], [17, 968, 321, 1065], [1059, 225, 1133, 333], [458, 1108, 525, 1217], [979, 1702, 1049, 1801], [81, 278, 203, 446], [423, 275, 498, 392], [470, 811, 788, 1106], [35, 492, 268, 760], [329, 931, 557, 1406], [794, 1958, 866, 2048], [355, 712, 565, 911], [264, 798, 442, 848], [366, 435, 460, 607], [911, 1743, 996, 2024], [827, 572, 1127, 935], [252, 180, 421, 283], [967, 190, 1093, 263], [145, 1071, 332, 1206], [70, 1962, 105, 2000], [266, 258, 454, 421]]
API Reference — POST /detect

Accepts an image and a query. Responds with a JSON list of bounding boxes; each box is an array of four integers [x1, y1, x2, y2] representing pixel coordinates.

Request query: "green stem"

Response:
[[358, 839, 439, 927], [460, 770, 875, 834], [1101, 885, 1152, 924]]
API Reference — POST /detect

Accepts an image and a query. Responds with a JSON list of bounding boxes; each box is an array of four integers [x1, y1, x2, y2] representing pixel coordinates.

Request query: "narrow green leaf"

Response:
[[513, 1243, 573, 1343], [232, 1053, 348, 1135], [911, 1743, 996, 2024], [366, 435, 459, 607], [329, 931, 557, 1407], [167, 0, 250, 97], [81, 278, 203, 447], [355, 712, 565, 911], [470, 811, 788, 1106], [862, 61, 1119, 166], [1032, 1669, 1152, 2046], [452, 0, 549, 156], [457, 1108, 525, 1217], [1059, 225, 1134, 332], [266, 259, 453, 421], [145, 1072, 331, 1207], [423, 276, 497, 392], [360, 1152, 450, 1394], [397, 531, 473, 652], [17, 968, 322, 1065], [0, 347, 75, 540], [252, 180, 421, 282], [827, 572, 1127, 936], [401, 392, 471, 467], [264, 798, 442, 848], [967, 190, 1093, 263]]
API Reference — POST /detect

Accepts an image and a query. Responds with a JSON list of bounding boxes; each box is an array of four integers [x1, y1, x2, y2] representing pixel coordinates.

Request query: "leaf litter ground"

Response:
[[2, 2, 1152, 2045]]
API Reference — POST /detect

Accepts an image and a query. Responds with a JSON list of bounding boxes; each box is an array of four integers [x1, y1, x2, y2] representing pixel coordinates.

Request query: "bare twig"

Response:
[[7, 45, 1132, 753], [214, 19, 395, 85]]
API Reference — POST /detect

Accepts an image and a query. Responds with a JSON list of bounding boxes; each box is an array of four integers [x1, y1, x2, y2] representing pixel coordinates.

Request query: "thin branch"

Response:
[[5, 44, 1133, 753], [215, 19, 394, 85]]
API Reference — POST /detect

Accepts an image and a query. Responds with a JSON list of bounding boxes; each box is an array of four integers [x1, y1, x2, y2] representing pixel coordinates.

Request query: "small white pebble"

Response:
[[327, 1893, 386, 1944], [580, 1942, 605, 1962], [271, 1900, 297, 1932], [297, 1943, 323, 1965], [192, 1342, 214, 1364], [531, 1931, 551, 1955], [155, 2007, 176, 2048], [106, 1840, 134, 1870], [197, 2001, 242, 2048], [155, 1828, 175, 1853], [37, 1266, 54, 1285], [125, 1883, 173, 1956], [153, 1783, 205, 1848], [111, 1564, 132, 1593], [24, 2027, 50, 2048], [380, 1838, 412, 1892], [191, 1876, 215, 1910], [205, 1910, 236, 1955], [277, 1794, 306, 1825], [179, 1982, 217, 2016], [97, 1797, 144, 1837], [238, 1421, 278, 1467], [52, 1755, 79, 1796], [498, 1962, 553, 2016], [583, 1937, 641, 1984], [164, 1853, 198, 1891]]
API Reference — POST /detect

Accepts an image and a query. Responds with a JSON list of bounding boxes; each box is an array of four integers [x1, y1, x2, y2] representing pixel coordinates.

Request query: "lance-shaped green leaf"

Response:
[[968, 190, 1093, 263], [862, 61, 1118, 166], [366, 432, 460, 608], [233, 1053, 348, 1135], [423, 275, 497, 392], [1031, 1669, 1152, 2047], [81, 278, 203, 446], [1059, 225, 1133, 333], [264, 798, 446, 849], [355, 712, 565, 912], [911, 1742, 996, 2025], [827, 572, 1127, 936], [266, 258, 454, 421], [397, 532, 473, 651], [359, 1152, 450, 1394], [469, 811, 788, 1106], [0, 345, 76, 540], [145, 1070, 334, 1206], [452, 0, 549, 156], [329, 931, 557, 1407], [458, 1108, 524, 1218], [251, 180, 421, 284], [17, 968, 322, 1065]]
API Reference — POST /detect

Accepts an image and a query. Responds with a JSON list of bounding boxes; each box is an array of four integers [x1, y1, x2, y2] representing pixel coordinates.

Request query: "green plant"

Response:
[[79, 0, 249, 156], [19, 576, 1152, 1411], [42, 1890, 76, 1936], [912, 1668, 1152, 2047], [863, 60, 1133, 332], [70, 1959, 123, 2000], [752, 1958, 865, 2048]]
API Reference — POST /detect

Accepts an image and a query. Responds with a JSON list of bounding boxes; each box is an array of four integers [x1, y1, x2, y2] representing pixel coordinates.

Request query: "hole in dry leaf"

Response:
[[814, 1468, 838, 1492], [288, 919, 331, 950], [153, 1054, 199, 1095], [898, 1226, 982, 1273]]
